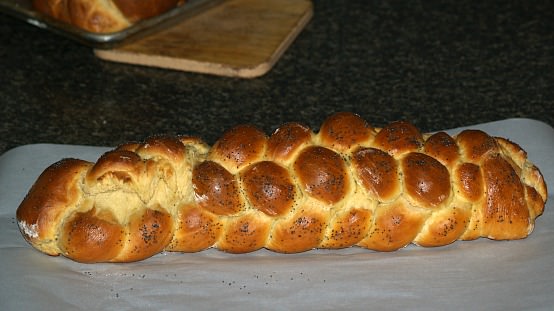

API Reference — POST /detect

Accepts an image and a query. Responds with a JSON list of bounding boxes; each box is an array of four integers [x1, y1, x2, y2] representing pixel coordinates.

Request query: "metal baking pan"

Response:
[[0, 0, 223, 49]]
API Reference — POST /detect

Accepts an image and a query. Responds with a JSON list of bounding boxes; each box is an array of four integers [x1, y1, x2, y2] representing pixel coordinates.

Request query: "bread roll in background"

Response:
[[16, 112, 548, 263], [32, 0, 186, 33]]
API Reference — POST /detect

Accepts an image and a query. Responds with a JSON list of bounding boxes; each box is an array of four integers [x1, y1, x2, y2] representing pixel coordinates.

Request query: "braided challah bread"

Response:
[[16, 112, 548, 263], [32, 0, 185, 33]]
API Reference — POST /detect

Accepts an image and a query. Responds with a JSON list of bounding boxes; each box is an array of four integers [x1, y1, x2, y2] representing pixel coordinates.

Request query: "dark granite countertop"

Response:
[[1, 0, 553, 155]]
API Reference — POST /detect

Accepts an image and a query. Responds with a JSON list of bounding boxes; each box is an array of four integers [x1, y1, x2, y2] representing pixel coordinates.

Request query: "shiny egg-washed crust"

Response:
[[32, 0, 185, 33], [16, 112, 548, 263]]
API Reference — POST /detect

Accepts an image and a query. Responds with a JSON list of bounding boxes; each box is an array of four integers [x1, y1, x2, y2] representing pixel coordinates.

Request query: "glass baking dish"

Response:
[[0, 0, 223, 49]]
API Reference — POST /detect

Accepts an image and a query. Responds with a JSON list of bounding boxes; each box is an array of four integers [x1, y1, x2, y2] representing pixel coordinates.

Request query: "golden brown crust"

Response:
[[266, 122, 312, 163], [86, 149, 143, 187], [401, 152, 451, 209], [351, 147, 400, 202], [208, 124, 267, 173], [192, 161, 242, 216], [118, 207, 174, 262], [322, 207, 373, 248], [454, 162, 484, 202], [358, 199, 426, 251], [16, 158, 92, 256], [423, 131, 460, 167], [167, 203, 222, 252], [241, 161, 296, 216], [480, 154, 530, 239], [267, 207, 327, 253], [456, 129, 499, 162], [373, 121, 423, 156], [414, 204, 472, 247], [319, 112, 374, 152], [59, 207, 124, 263], [293, 146, 349, 204], [32, 0, 185, 33], [16, 112, 548, 263], [217, 211, 271, 253]]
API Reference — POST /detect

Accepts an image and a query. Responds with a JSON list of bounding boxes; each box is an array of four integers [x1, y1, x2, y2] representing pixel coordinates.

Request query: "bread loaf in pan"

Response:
[[32, 0, 186, 33], [16, 112, 548, 263]]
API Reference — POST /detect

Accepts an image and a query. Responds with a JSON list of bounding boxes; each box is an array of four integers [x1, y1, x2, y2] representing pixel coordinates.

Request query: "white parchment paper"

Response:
[[1, 119, 553, 311]]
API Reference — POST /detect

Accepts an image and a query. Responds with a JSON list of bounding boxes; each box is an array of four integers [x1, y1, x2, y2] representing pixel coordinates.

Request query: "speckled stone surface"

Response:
[[1, 0, 553, 155]]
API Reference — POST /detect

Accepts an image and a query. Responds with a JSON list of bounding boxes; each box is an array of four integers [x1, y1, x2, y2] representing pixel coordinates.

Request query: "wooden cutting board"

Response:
[[94, 0, 313, 78]]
